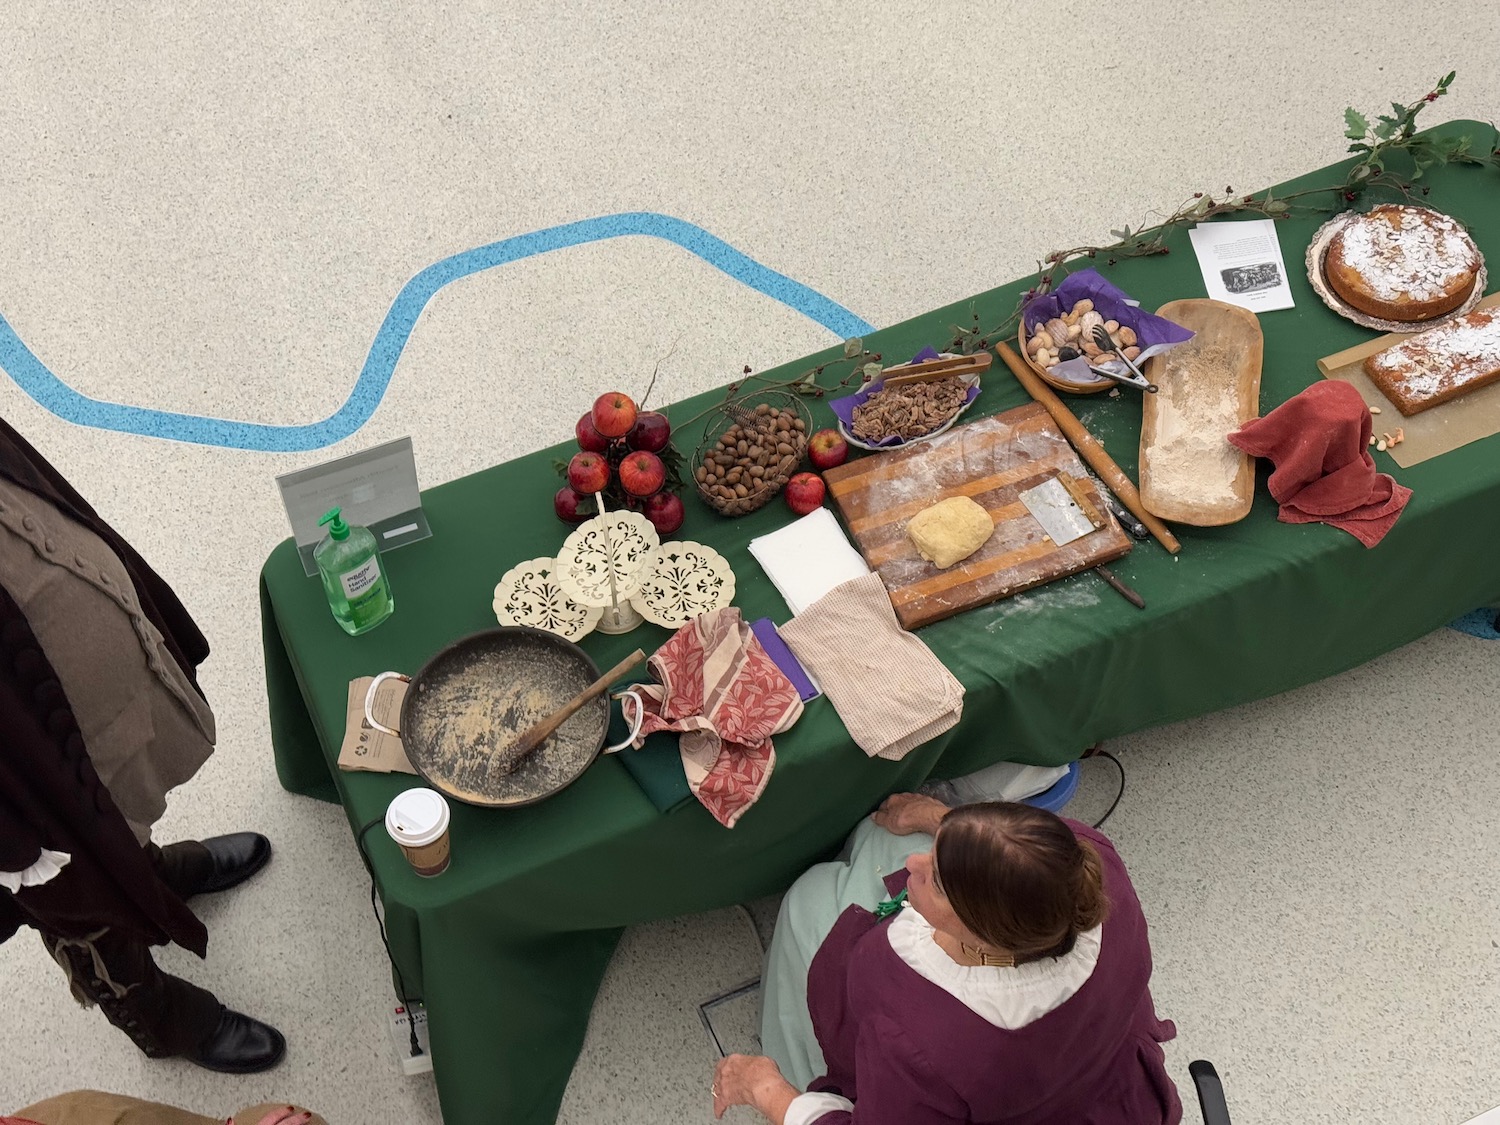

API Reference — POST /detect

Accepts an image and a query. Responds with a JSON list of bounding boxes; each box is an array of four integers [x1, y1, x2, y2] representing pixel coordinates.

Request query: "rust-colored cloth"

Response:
[[1228, 380, 1411, 547]]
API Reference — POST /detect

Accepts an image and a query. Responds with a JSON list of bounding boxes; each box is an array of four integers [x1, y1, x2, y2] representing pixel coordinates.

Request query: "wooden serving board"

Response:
[[1139, 299, 1262, 526], [822, 404, 1132, 629]]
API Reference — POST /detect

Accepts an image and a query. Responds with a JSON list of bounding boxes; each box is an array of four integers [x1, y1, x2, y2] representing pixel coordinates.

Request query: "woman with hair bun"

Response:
[[713, 794, 1180, 1125]]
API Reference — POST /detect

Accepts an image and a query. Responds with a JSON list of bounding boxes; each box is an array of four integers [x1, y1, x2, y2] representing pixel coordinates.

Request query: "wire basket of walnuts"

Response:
[[692, 392, 811, 517]]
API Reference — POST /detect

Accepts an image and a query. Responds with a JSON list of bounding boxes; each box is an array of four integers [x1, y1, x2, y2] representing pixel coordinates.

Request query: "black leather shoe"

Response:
[[185, 1007, 286, 1073], [193, 832, 272, 895]]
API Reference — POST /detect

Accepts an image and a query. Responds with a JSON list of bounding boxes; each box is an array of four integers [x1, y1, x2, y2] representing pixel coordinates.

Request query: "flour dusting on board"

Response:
[[982, 584, 1101, 630]]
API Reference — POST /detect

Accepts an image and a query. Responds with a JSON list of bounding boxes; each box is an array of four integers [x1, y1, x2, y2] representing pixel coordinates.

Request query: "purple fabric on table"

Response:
[[828, 350, 983, 448], [749, 617, 820, 702], [1022, 269, 1195, 386], [801, 819, 1182, 1125]]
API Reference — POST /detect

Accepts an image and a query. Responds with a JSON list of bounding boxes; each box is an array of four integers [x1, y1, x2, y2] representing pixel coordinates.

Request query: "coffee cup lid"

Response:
[[386, 788, 450, 848]]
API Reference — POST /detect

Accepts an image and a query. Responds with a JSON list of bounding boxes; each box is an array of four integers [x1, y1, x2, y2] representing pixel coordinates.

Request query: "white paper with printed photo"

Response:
[[1189, 219, 1295, 312]]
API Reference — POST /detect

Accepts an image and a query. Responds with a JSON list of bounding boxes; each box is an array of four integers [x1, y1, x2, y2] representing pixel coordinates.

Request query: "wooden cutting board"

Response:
[[822, 404, 1132, 629]]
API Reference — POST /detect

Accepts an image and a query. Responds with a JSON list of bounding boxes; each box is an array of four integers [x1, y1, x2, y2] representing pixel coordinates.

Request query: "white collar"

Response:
[[885, 905, 1102, 1029]]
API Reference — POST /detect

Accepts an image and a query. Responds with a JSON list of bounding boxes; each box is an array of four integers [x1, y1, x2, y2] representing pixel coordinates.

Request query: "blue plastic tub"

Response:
[[1022, 760, 1081, 813]]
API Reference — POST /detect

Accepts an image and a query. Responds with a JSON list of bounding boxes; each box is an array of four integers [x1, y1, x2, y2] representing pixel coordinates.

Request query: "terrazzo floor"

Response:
[[3, 3, 1500, 1123]]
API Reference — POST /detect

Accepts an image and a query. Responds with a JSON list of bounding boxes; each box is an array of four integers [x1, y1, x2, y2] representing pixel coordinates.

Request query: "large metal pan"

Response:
[[362, 626, 642, 808]]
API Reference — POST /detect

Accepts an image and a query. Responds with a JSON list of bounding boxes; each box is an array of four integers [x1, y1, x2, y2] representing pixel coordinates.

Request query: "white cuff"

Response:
[[784, 1091, 854, 1125], [0, 848, 72, 893]]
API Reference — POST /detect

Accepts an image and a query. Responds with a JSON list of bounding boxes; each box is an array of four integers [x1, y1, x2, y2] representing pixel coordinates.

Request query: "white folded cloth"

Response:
[[748, 509, 870, 616], [0, 848, 72, 893]]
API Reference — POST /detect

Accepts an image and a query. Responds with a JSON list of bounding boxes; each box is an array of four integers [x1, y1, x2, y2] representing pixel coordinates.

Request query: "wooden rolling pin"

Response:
[[995, 342, 1181, 555], [502, 648, 647, 770]]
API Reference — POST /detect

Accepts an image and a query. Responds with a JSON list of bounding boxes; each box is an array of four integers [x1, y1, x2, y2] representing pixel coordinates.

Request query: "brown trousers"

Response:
[[19, 842, 223, 1058], [14, 1091, 326, 1125]]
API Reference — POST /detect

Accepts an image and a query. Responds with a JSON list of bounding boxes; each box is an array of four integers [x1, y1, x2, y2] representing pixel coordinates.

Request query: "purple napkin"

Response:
[[1021, 269, 1194, 384], [829, 349, 982, 448], [750, 618, 820, 702]]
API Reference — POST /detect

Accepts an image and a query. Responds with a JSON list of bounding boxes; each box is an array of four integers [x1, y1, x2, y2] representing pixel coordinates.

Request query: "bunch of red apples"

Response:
[[556, 391, 685, 536]]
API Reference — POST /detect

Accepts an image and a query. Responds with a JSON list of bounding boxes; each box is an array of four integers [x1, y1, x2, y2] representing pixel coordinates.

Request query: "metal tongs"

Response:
[[1087, 325, 1157, 393]]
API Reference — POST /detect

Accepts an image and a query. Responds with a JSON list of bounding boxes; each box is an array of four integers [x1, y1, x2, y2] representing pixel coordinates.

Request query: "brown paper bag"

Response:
[[337, 676, 417, 775]]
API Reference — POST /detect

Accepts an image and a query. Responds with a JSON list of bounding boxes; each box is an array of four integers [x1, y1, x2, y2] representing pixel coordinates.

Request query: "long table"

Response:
[[262, 125, 1500, 1124]]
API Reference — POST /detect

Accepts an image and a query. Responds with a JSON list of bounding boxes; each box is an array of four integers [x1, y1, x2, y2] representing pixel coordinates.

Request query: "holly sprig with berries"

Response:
[[946, 72, 1499, 355], [1343, 71, 1498, 195]]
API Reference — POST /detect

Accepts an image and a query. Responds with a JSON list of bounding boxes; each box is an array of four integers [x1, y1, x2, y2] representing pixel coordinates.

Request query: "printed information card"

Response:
[[276, 436, 431, 577], [1188, 218, 1296, 312]]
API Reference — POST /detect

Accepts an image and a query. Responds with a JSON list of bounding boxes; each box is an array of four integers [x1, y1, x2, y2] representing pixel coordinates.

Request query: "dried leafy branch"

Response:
[[943, 72, 1499, 354], [662, 72, 1497, 414]]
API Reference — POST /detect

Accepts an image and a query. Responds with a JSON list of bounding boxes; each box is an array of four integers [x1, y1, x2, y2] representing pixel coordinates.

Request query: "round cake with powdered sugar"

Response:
[[1324, 204, 1480, 322]]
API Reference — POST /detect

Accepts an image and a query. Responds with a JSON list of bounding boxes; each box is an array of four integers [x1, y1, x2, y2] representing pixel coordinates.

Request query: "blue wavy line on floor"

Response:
[[0, 211, 874, 454], [2, 211, 1493, 639]]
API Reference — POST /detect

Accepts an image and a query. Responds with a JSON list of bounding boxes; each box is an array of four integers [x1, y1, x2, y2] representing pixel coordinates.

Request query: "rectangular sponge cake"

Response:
[[1363, 306, 1500, 416]]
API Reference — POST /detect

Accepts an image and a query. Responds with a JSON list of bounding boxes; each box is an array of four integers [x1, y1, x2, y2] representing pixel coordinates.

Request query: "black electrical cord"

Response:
[[356, 817, 424, 1059], [1087, 750, 1126, 830]]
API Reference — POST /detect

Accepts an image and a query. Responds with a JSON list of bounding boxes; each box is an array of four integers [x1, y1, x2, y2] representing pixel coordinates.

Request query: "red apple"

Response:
[[567, 451, 611, 496], [808, 428, 849, 470], [619, 450, 666, 497], [784, 472, 826, 516], [592, 391, 638, 439], [575, 411, 610, 453], [626, 410, 672, 453], [553, 487, 590, 524], [643, 491, 685, 535]]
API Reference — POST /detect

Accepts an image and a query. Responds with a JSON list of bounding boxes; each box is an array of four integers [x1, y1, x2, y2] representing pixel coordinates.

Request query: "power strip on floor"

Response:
[[388, 1002, 433, 1076]]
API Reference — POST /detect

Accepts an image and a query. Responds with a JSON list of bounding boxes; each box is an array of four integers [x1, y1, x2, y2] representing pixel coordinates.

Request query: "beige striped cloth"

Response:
[[778, 573, 963, 761]]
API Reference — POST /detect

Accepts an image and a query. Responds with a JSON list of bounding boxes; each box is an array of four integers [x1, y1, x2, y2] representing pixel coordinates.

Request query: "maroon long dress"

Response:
[[801, 821, 1181, 1125]]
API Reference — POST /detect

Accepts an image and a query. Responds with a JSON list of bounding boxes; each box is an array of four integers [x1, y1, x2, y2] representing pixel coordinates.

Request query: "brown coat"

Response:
[[0, 418, 209, 955]]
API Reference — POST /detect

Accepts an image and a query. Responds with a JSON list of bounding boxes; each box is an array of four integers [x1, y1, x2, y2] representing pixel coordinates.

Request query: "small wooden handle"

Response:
[[996, 343, 1181, 555], [506, 648, 647, 762], [1056, 472, 1104, 529], [881, 352, 992, 387], [1094, 564, 1146, 610]]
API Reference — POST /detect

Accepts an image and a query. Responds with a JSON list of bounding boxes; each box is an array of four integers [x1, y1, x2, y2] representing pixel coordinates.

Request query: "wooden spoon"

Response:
[[500, 649, 647, 771]]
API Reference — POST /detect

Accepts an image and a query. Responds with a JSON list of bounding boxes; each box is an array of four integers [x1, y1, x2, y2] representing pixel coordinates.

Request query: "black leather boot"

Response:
[[153, 833, 272, 898], [41, 928, 221, 1058], [185, 1006, 288, 1074]]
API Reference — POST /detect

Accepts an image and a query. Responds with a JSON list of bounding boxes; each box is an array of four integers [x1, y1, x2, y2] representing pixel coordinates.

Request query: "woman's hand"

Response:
[[872, 792, 949, 837], [712, 1053, 798, 1122]]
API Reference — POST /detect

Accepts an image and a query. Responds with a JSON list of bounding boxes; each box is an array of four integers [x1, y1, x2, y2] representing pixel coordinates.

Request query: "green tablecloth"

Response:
[[262, 125, 1500, 1125]]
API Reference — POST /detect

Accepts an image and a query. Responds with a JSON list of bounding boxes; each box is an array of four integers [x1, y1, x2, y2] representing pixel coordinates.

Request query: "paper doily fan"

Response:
[[492, 557, 603, 641], [629, 541, 736, 627], [553, 511, 660, 608]]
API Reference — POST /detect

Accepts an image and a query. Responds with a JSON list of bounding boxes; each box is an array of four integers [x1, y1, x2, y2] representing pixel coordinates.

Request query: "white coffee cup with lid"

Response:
[[385, 788, 452, 877]]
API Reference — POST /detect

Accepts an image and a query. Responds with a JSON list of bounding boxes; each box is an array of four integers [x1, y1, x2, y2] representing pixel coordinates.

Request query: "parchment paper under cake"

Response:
[[1362, 305, 1500, 415], [1317, 292, 1500, 469]]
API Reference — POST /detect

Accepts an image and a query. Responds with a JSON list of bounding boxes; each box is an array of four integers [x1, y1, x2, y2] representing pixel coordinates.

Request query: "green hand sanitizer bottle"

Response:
[[315, 507, 395, 635]]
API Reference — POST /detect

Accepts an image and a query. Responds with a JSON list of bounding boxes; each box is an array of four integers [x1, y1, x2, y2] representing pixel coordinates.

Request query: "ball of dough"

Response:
[[907, 496, 995, 569]]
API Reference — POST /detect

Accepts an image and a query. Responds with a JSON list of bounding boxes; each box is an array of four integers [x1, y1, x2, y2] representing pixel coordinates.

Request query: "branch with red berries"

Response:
[[668, 338, 886, 433], [947, 71, 1498, 355]]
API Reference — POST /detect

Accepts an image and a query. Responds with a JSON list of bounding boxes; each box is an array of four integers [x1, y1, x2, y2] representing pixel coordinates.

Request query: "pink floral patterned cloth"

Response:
[[622, 608, 803, 828]]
